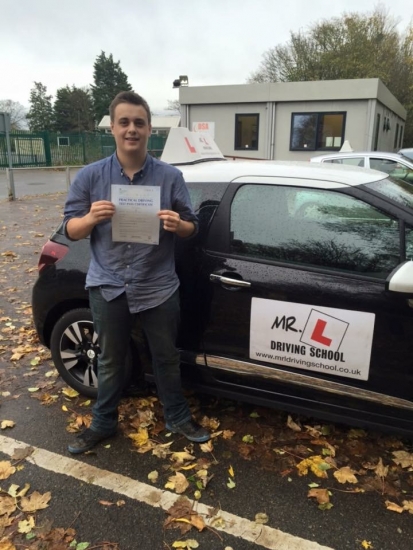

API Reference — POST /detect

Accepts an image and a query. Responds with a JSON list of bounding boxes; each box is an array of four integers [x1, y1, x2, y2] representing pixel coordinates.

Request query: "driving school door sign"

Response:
[[250, 298, 375, 381]]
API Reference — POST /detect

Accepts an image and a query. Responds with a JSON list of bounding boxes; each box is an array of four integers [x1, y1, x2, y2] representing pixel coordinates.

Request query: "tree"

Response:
[[91, 51, 133, 123], [0, 100, 27, 130], [54, 86, 95, 133], [165, 99, 181, 114], [249, 7, 413, 146], [27, 82, 54, 132]]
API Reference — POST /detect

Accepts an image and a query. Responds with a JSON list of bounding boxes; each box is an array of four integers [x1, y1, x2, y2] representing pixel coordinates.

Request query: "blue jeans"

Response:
[[89, 288, 192, 434]]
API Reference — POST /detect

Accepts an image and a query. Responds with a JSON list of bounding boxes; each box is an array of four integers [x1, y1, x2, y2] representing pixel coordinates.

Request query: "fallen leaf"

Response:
[[334, 466, 358, 484], [17, 515, 35, 534], [297, 455, 331, 478], [374, 457, 389, 479], [99, 500, 114, 506], [308, 488, 330, 504], [11, 447, 34, 461], [287, 415, 302, 432], [0, 539, 17, 550], [148, 470, 159, 483], [228, 465, 234, 477], [171, 451, 196, 463], [255, 512, 269, 524], [0, 494, 17, 515], [200, 416, 220, 430], [242, 435, 254, 444], [165, 472, 189, 494], [361, 542, 373, 549], [1, 420, 15, 430], [200, 440, 214, 453], [190, 514, 205, 532], [20, 491, 51, 512], [0, 461, 16, 480], [8, 483, 30, 497], [61, 387, 80, 398], [128, 427, 149, 447], [227, 477, 236, 489], [385, 500, 404, 513], [222, 430, 235, 439], [392, 451, 413, 469], [172, 540, 199, 549]]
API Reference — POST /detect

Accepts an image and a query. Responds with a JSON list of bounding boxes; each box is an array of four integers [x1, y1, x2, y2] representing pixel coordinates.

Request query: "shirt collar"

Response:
[[112, 152, 153, 180]]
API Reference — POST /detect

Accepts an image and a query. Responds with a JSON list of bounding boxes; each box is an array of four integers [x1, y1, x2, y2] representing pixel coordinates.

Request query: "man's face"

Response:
[[111, 103, 152, 158]]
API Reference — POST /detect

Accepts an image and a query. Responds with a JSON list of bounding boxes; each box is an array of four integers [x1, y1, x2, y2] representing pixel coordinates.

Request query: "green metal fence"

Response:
[[0, 131, 167, 168]]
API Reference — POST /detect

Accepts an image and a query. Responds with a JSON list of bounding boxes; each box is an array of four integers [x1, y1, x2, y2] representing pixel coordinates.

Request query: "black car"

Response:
[[32, 158, 413, 438]]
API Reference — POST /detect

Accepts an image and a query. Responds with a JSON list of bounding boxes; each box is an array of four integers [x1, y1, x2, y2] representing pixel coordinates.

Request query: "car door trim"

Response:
[[195, 354, 413, 411]]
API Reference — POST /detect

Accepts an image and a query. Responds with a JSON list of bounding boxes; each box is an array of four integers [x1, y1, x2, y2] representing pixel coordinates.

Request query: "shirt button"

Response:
[[126, 265, 129, 268], [125, 283, 129, 287], [128, 245, 131, 248]]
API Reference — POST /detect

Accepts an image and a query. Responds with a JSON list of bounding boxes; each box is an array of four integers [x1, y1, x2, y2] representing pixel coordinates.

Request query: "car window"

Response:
[[230, 184, 400, 279], [323, 157, 364, 167], [340, 158, 365, 167], [370, 158, 413, 183], [406, 226, 413, 260]]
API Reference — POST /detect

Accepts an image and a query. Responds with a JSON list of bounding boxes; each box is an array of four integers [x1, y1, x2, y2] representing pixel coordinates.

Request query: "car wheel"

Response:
[[50, 308, 132, 398]]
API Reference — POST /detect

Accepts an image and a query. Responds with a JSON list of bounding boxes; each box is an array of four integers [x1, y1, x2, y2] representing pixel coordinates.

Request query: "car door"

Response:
[[198, 178, 413, 405]]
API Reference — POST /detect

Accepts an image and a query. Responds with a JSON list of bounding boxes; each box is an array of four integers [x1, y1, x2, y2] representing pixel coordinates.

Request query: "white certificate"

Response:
[[111, 185, 161, 244]]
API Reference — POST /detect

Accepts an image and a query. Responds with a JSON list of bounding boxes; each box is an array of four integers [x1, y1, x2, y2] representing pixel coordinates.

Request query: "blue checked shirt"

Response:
[[64, 153, 198, 313]]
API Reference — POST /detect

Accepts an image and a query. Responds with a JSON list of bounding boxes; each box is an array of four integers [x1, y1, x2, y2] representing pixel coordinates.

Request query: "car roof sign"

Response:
[[161, 127, 226, 165]]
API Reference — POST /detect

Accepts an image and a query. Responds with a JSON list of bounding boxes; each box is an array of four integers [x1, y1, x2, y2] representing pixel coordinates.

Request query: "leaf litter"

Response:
[[2, 196, 413, 548]]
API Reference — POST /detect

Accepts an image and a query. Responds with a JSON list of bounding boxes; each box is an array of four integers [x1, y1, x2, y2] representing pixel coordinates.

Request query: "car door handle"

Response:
[[210, 274, 251, 287]]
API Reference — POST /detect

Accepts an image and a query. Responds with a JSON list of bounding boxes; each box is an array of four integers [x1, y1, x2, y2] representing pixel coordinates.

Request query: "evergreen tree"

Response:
[[27, 82, 54, 132], [54, 86, 95, 133], [91, 51, 133, 123]]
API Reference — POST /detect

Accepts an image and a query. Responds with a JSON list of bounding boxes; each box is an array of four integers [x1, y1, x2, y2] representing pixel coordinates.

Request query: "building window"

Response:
[[235, 114, 259, 150], [394, 124, 399, 149], [374, 114, 381, 151], [399, 126, 404, 149], [290, 112, 346, 151]]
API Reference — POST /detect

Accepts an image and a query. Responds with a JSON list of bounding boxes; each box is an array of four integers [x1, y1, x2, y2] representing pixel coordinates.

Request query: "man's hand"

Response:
[[67, 200, 115, 240], [158, 210, 195, 238], [158, 209, 181, 232], [88, 200, 116, 224]]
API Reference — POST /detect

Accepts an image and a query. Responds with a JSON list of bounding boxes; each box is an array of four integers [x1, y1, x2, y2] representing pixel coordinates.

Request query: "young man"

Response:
[[64, 91, 210, 454]]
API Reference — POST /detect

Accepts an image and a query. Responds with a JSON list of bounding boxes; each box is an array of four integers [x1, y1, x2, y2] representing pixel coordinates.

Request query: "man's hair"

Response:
[[109, 91, 151, 124]]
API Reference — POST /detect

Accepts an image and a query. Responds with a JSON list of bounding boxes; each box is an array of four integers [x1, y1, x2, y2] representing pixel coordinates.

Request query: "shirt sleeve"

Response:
[[63, 166, 93, 239]]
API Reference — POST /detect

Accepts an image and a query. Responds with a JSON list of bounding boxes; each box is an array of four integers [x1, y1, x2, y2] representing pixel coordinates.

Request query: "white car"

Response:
[[310, 151, 413, 184], [399, 148, 413, 162]]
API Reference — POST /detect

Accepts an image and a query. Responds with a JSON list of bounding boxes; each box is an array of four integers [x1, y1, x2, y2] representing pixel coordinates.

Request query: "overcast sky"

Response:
[[1, 0, 412, 115]]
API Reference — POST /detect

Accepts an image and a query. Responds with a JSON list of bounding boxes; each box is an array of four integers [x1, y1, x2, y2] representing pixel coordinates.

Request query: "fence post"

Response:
[[81, 133, 87, 164], [65, 167, 71, 190], [6, 168, 16, 201], [43, 131, 52, 167]]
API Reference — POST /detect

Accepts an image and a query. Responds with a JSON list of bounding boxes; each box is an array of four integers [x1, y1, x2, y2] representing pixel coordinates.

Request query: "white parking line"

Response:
[[0, 435, 333, 550]]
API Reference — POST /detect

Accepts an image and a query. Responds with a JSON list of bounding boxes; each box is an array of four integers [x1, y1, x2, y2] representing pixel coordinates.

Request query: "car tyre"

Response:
[[50, 308, 132, 398]]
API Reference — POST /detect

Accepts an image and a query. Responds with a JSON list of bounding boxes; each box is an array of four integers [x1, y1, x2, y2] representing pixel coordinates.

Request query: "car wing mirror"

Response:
[[386, 260, 413, 296]]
